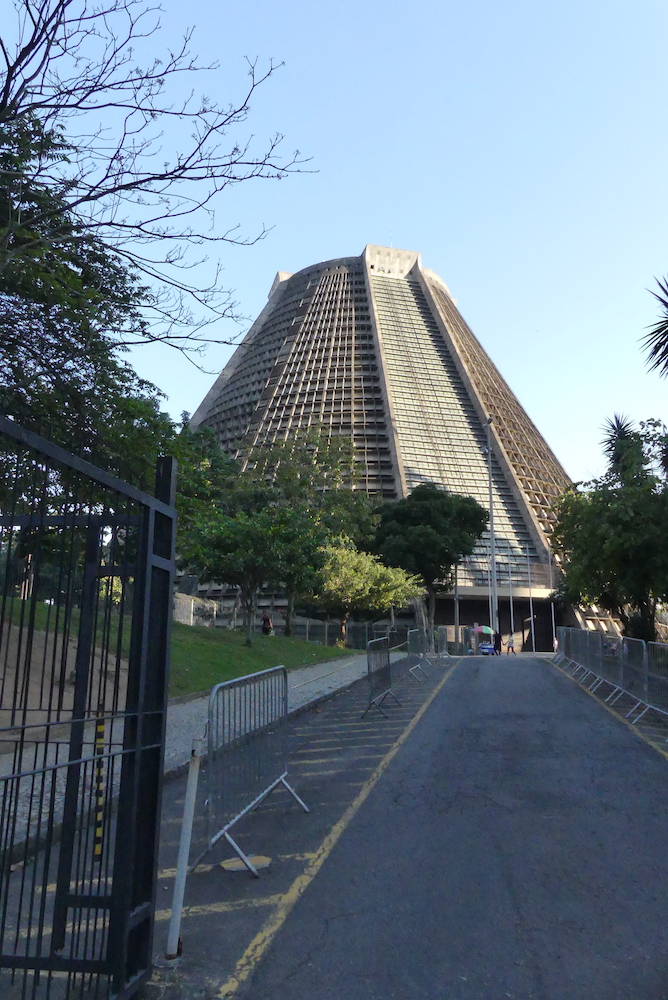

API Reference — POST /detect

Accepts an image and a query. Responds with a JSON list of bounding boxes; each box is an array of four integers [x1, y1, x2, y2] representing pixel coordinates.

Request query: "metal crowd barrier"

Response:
[[648, 642, 668, 716], [166, 665, 310, 958], [362, 636, 400, 718], [437, 626, 454, 657], [555, 626, 668, 724], [201, 666, 309, 873], [403, 628, 432, 681]]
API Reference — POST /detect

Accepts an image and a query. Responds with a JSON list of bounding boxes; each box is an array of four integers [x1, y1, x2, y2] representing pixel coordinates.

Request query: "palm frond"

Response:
[[641, 276, 668, 377], [601, 414, 634, 459]]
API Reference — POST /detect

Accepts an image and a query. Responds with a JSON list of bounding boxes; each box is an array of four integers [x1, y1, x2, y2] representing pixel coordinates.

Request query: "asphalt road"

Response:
[[228, 655, 668, 1000]]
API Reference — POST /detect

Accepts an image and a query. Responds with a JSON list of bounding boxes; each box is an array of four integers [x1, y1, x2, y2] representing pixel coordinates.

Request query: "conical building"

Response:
[[191, 245, 570, 620]]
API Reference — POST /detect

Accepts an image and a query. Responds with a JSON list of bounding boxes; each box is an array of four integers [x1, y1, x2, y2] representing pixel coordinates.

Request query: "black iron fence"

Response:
[[0, 418, 176, 1000]]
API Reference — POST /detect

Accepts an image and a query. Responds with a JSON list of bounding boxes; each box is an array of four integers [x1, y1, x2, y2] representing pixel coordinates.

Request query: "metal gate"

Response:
[[0, 418, 176, 999]]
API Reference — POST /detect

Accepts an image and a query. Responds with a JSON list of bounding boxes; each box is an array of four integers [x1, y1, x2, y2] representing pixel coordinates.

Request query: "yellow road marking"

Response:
[[154, 894, 283, 922], [550, 658, 668, 763], [277, 853, 317, 862], [158, 864, 214, 880], [292, 769, 345, 778], [295, 741, 396, 751], [291, 756, 345, 765], [157, 854, 318, 881], [295, 723, 404, 731], [293, 755, 385, 767], [217, 659, 460, 998]]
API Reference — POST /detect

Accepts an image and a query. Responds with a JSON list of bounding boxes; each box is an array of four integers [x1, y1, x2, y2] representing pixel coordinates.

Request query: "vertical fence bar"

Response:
[[0, 418, 176, 1000]]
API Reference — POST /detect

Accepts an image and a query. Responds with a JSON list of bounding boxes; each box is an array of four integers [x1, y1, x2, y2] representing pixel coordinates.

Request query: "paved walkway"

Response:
[[150, 654, 668, 1000], [163, 650, 405, 774]]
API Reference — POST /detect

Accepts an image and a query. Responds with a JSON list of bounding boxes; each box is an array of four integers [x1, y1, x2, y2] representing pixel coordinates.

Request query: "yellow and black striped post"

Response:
[[93, 710, 105, 862]]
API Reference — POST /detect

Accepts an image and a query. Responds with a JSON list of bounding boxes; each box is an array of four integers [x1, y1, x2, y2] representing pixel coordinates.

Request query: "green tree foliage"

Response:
[[185, 505, 329, 647], [242, 430, 378, 548], [374, 483, 488, 638], [238, 430, 378, 632], [172, 419, 245, 539], [554, 416, 668, 641], [0, 120, 177, 487], [312, 542, 423, 642]]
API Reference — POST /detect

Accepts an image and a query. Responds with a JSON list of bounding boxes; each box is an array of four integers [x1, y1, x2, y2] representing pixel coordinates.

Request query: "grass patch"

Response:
[[5, 599, 353, 699], [169, 623, 351, 698]]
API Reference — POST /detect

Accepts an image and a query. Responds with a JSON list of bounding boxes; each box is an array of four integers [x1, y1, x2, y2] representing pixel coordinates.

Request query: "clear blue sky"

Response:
[[128, 0, 668, 484]]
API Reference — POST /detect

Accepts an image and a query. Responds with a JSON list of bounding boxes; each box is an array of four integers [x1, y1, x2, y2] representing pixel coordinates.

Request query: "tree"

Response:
[[554, 416, 668, 641], [175, 429, 382, 641], [172, 418, 243, 539], [1, 0, 303, 356], [0, 118, 181, 481], [185, 508, 283, 647], [374, 483, 488, 641], [183, 503, 329, 647], [271, 509, 329, 638], [0, 290, 178, 485], [311, 543, 423, 643], [642, 276, 668, 377], [241, 430, 379, 632]]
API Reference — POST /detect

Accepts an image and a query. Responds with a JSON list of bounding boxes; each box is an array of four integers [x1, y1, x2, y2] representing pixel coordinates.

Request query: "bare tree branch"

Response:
[[0, 0, 309, 357]]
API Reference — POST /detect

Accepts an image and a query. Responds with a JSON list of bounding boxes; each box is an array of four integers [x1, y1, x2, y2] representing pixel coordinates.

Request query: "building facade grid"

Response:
[[191, 245, 570, 593]]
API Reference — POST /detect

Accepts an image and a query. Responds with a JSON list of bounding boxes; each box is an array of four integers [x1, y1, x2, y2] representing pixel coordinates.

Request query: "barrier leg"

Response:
[[361, 688, 400, 719], [280, 776, 310, 812], [166, 737, 203, 959], [399, 663, 423, 682], [362, 698, 389, 719], [223, 831, 260, 877]]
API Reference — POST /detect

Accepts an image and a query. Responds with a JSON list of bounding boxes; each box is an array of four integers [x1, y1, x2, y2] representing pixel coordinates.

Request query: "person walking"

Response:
[[493, 631, 502, 655], [506, 634, 516, 655]]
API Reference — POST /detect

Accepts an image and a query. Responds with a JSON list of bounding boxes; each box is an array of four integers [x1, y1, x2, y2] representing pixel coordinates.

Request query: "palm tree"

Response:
[[601, 414, 647, 486], [642, 276, 668, 376]]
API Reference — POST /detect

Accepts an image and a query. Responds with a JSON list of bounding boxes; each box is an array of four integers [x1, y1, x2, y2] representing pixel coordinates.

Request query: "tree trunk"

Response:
[[426, 584, 436, 652], [284, 590, 294, 637], [339, 612, 349, 644], [243, 589, 255, 647]]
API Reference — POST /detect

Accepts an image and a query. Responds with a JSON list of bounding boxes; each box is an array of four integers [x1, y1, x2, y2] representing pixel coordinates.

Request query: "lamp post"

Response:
[[548, 542, 556, 652], [485, 417, 499, 634], [454, 563, 460, 655], [526, 544, 536, 652], [507, 541, 515, 638]]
